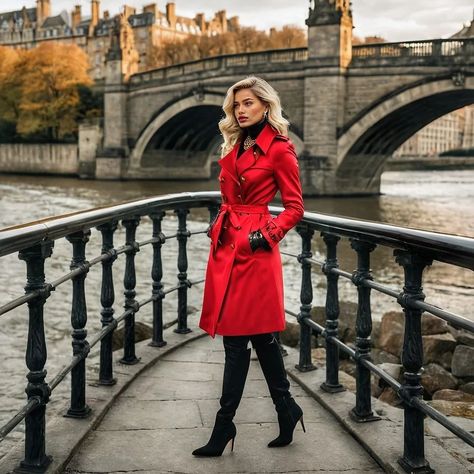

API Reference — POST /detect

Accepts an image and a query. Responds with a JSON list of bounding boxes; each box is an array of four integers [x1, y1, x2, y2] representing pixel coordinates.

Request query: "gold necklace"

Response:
[[243, 136, 256, 150]]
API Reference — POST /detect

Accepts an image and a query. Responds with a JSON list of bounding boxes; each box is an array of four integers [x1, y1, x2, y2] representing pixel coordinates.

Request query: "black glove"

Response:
[[248, 229, 271, 252]]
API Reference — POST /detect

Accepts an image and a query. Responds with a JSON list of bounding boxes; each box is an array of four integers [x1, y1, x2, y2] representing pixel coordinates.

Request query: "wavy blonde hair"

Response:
[[218, 76, 289, 157]]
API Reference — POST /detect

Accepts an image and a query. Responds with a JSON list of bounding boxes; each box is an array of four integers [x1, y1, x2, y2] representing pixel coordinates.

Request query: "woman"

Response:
[[193, 76, 305, 457]]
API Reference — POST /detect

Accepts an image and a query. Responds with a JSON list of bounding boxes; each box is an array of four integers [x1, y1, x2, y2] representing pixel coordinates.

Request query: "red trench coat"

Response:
[[199, 123, 304, 337]]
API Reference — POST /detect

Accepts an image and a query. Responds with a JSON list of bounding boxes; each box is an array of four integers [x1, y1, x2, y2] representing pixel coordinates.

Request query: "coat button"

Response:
[[237, 194, 241, 198], [240, 176, 246, 181], [236, 226, 241, 230], [230, 243, 235, 249]]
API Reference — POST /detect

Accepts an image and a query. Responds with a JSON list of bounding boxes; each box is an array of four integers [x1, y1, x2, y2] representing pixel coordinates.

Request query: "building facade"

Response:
[[0, 0, 240, 80]]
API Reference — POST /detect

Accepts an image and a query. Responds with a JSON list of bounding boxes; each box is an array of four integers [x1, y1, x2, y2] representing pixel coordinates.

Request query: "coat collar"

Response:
[[218, 123, 278, 180]]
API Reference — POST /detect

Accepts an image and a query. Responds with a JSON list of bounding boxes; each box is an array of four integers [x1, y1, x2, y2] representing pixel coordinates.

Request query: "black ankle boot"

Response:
[[268, 396, 305, 447], [192, 414, 236, 457]]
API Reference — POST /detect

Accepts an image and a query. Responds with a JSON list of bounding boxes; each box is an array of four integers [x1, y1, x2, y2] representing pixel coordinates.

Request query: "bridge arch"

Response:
[[130, 93, 225, 171], [336, 76, 474, 191]]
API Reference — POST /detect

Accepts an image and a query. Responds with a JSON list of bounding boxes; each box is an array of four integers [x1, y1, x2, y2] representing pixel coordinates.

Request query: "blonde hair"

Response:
[[218, 76, 289, 157]]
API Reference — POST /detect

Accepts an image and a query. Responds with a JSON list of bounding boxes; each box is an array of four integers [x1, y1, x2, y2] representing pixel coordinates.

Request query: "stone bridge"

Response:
[[92, 0, 474, 195]]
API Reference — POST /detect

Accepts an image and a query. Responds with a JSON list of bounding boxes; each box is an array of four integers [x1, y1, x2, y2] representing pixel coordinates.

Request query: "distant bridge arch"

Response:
[[129, 93, 224, 177], [336, 76, 474, 191]]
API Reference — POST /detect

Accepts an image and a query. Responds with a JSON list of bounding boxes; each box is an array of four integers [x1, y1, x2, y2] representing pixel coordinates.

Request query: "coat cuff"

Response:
[[260, 220, 284, 249]]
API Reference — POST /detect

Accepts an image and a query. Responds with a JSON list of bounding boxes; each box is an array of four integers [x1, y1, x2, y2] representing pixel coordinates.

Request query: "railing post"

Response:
[[65, 230, 91, 418], [295, 224, 316, 372], [16, 242, 54, 473], [174, 208, 191, 334], [395, 250, 434, 474], [149, 210, 167, 347], [208, 202, 220, 223], [349, 239, 380, 422], [121, 217, 141, 365], [97, 222, 118, 385], [321, 233, 344, 393]]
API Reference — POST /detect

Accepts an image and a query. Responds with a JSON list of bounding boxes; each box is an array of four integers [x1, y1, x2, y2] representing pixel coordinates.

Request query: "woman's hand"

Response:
[[248, 229, 271, 252]]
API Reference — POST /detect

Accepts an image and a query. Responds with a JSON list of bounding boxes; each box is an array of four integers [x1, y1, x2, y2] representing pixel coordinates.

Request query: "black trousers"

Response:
[[217, 332, 291, 420]]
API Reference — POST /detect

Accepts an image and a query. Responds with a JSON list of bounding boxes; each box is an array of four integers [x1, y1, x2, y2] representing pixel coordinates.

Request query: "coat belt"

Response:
[[211, 203, 269, 252]]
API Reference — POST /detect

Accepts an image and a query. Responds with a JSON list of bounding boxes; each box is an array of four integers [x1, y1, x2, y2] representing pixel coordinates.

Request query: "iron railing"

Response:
[[288, 208, 474, 473], [0, 191, 473, 473], [352, 38, 474, 59]]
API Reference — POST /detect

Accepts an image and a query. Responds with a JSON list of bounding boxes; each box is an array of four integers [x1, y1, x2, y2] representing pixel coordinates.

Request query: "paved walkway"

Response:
[[64, 335, 383, 474]]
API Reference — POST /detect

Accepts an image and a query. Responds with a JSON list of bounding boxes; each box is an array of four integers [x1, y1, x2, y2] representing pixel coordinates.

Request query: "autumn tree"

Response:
[[17, 42, 92, 140], [0, 46, 29, 138], [147, 25, 306, 69]]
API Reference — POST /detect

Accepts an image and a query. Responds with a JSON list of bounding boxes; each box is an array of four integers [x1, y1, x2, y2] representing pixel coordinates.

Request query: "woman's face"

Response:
[[233, 88, 267, 129]]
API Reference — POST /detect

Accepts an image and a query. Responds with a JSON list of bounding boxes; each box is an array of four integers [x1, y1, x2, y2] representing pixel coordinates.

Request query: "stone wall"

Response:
[[0, 144, 78, 175]]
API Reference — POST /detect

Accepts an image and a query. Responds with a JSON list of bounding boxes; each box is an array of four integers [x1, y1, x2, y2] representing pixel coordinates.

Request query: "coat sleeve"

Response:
[[260, 140, 304, 248]]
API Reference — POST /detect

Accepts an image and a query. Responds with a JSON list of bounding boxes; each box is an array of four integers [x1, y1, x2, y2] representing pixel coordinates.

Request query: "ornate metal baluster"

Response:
[[65, 230, 91, 418], [395, 250, 434, 474], [295, 224, 316, 372], [350, 239, 380, 422], [121, 217, 141, 364], [97, 222, 118, 385], [174, 208, 191, 334], [149, 210, 167, 347], [16, 242, 54, 473], [321, 233, 344, 393]]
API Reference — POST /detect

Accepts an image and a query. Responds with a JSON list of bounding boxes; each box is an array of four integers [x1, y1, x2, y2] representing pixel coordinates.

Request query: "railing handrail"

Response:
[[3, 190, 472, 269], [0, 191, 221, 258]]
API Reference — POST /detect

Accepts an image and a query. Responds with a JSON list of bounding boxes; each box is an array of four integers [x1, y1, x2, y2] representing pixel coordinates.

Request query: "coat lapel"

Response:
[[236, 123, 278, 175], [217, 143, 240, 184], [218, 124, 279, 180]]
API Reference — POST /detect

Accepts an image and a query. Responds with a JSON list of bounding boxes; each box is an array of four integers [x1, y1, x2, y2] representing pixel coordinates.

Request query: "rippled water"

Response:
[[0, 170, 473, 458]]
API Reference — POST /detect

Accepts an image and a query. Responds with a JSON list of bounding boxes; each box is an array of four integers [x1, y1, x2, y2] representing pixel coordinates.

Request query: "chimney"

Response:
[[71, 5, 82, 29], [36, 0, 46, 24], [166, 3, 176, 28], [42, 0, 51, 19], [228, 16, 239, 32], [104, 10, 109, 20], [123, 5, 136, 20], [91, 0, 100, 28], [216, 10, 227, 33], [143, 3, 157, 18], [195, 13, 206, 33]]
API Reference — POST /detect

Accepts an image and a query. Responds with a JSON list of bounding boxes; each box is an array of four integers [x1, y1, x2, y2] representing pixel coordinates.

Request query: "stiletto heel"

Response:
[[230, 436, 235, 452], [268, 397, 304, 447], [300, 416, 306, 433]]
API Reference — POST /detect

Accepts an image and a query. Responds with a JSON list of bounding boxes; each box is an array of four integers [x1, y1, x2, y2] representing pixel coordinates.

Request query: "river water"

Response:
[[0, 170, 473, 457]]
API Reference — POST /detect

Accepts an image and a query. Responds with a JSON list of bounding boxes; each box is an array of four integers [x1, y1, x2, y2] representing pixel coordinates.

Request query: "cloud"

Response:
[[1, 0, 472, 40]]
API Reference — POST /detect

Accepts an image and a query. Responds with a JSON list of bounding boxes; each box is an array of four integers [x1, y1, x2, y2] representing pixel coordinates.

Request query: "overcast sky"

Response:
[[2, 0, 473, 41]]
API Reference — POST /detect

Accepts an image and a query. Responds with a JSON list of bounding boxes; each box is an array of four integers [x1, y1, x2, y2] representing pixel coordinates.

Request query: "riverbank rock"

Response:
[[311, 347, 326, 366], [427, 400, 474, 420], [378, 311, 404, 356], [112, 321, 153, 351], [421, 314, 448, 335], [421, 363, 458, 396], [338, 370, 356, 393], [422, 333, 456, 366], [371, 348, 400, 365], [378, 388, 403, 408], [310, 302, 358, 343], [451, 345, 474, 378], [281, 320, 300, 347], [432, 389, 474, 403], [449, 328, 474, 347], [371, 363, 402, 398], [460, 382, 474, 395]]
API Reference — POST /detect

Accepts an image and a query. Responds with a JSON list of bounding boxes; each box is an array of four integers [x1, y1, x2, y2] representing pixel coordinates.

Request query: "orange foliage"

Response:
[[147, 25, 307, 69], [18, 42, 92, 139]]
